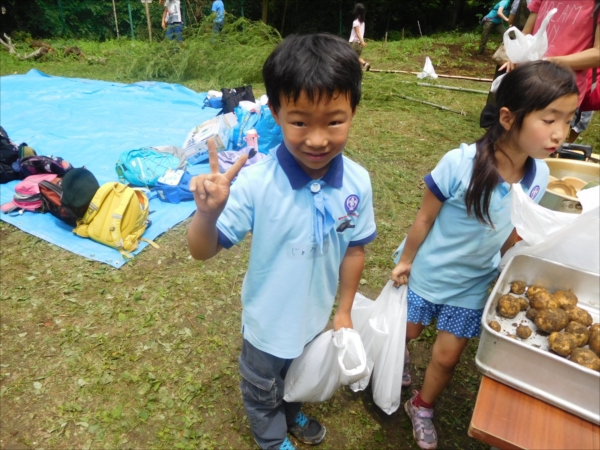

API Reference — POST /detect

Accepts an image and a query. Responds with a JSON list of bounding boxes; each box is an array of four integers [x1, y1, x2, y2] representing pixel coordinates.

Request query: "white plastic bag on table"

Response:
[[504, 8, 557, 64], [283, 328, 368, 403], [500, 184, 600, 275], [349, 281, 408, 414]]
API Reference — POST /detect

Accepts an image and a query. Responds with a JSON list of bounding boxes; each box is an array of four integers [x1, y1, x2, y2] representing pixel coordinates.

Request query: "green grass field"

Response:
[[1, 25, 599, 450]]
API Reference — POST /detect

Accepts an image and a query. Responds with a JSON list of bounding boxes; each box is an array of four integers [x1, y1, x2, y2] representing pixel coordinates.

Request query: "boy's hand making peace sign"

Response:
[[189, 138, 249, 220]]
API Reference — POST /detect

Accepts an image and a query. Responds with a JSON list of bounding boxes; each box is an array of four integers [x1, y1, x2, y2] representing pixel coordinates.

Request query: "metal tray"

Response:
[[476, 254, 600, 424]]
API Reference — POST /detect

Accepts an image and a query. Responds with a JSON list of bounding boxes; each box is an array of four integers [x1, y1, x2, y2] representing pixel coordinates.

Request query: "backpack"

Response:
[[115, 147, 182, 187], [40, 168, 100, 226], [0, 127, 37, 184], [221, 85, 255, 114], [73, 182, 158, 258], [1, 174, 58, 214], [19, 155, 72, 177], [154, 170, 194, 204]]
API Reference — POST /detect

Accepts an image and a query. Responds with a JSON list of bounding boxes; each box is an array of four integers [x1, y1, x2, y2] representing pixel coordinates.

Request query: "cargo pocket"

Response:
[[239, 356, 279, 407]]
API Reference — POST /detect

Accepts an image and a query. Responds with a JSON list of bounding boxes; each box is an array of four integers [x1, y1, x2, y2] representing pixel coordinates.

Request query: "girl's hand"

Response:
[[500, 60, 516, 73], [391, 261, 411, 287], [190, 138, 248, 220], [333, 310, 353, 331], [361, 41, 367, 47]]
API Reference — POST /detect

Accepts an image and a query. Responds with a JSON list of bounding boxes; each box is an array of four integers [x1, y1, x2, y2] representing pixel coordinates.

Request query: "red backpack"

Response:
[[0, 174, 57, 214]]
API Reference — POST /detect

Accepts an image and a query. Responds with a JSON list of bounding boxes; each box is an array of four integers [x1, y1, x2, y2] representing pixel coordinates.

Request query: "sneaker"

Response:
[[402, 348, 411, 387], [279, 437, 297, 450], [405, 391, 438, 450], [288, 412, 326, 445]]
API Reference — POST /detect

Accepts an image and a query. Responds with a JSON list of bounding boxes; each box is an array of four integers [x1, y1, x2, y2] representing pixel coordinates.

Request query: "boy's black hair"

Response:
[[263, 33, 362, 113], [353, 3, 366, 22]]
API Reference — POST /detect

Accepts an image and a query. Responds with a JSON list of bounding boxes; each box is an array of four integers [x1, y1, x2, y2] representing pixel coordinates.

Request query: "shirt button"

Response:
[[310, 182, 321, 193]]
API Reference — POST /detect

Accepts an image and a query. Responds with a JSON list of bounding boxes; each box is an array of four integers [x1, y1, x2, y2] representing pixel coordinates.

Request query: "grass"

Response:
[[1, 25, 599, 450]]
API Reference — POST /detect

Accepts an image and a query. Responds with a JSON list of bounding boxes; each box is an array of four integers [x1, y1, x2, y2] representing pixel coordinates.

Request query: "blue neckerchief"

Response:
[[309, 180, 335, 253]]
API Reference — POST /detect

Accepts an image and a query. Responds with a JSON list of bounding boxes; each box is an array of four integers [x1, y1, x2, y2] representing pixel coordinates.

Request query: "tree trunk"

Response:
[[281, 0, 288, 34], [451, 0, 465, 29], [262, 0, 268, 24]]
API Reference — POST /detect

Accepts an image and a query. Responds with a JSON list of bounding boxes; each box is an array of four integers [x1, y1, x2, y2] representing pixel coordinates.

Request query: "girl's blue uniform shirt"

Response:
[[217, 144, 377, 359], [394, 143, 549, 310]]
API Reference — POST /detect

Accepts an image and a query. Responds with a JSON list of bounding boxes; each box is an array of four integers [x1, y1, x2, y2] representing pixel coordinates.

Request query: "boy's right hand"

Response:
[[189, 138, 248, 220], [391, 261, 411, 288]]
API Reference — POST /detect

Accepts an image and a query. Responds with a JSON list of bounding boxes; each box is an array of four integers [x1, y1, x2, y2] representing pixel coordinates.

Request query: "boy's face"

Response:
[[270, 91, 355, 179]]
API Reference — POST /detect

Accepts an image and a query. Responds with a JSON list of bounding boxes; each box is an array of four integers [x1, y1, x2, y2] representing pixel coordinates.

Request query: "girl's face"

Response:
[[513, 94, 578, 159]]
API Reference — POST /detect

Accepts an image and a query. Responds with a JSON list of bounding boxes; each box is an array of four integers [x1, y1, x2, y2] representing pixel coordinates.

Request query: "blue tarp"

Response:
[[0, 69, 218, 268]]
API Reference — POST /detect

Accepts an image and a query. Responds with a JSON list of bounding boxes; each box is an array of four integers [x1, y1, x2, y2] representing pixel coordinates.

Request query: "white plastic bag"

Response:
[[283, 328, 368, 403], [417, 56, 438, 80], [350, 281, 408, 414], [504, 8, 557, 64], [500, 184, 600, 274]]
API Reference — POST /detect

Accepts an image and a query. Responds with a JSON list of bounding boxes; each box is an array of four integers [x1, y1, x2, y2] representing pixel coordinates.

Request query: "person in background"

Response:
[[187, 34, 376, 450], [349, 3, 370, 71], [478, 0, 511, 55], [508, 0, 531, 29], [392, 61, 577, 450], [161, 0, 183, 42], [212, 0, 225, 33]]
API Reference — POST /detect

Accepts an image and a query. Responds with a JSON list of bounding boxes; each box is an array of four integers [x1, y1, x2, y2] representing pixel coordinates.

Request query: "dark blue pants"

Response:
[[239, 339, 302, 450], [166, 23, 183, 42]]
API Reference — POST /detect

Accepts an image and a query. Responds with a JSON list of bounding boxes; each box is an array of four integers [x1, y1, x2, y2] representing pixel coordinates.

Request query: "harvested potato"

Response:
[[516, 325, 532, 339], [525, 308, 538, 321], [548, 332, 578, 357], [564, 306, 593, 327], [589, 329, 600, 356], [553, 290, 578, 309], [530, 291, 558, 310], [510, 281, 527, 295], [564, 321, 589, 347], [489, 321, 502, 332], [589, 323, 600, 335], [569, 348, 600, 371], [534, 308, 569, 333], [526, 285, 547, 300], [497, 295, 520, 319], [518, 297, 529, 312]]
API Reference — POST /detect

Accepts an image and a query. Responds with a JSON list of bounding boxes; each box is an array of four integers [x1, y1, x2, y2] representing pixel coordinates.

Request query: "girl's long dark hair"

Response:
[[353, 3, 366, 22], [466, 61, 578, 226]]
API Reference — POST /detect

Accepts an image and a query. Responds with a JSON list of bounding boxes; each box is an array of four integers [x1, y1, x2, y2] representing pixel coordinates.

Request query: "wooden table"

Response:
[[469, 376, 600, 450]]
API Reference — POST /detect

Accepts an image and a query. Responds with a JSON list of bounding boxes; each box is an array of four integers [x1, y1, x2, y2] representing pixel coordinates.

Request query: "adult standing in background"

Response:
[[508, 0, 531, 29], [478, 0, 511, 55], [212, 0, 225, 33], [161, 0, 183, 42], [349, 3, 370, 71]]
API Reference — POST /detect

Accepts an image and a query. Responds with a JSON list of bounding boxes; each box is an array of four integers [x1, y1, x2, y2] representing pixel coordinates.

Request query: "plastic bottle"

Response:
[[244, 129, 259, 154]]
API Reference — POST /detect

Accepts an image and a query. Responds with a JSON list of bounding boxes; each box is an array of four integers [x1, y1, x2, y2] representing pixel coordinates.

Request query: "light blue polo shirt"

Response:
[[211, 0, 224, 23], [484, 0, 510, 23], [393, 143, 549, 310], [217, 144, 377, 359]]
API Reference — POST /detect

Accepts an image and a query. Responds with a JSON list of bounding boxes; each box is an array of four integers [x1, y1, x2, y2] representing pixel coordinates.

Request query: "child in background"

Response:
[[211, 0, 225, 33], [349, 3, 370, 71], [160, 0, 183, 42], [478, 0, 510, 55], [187, 34, 376, 450], [391, 61, 578, 450]]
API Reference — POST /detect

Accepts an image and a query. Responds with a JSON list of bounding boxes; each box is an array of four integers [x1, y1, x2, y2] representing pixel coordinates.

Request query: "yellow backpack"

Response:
[[74, 182, 158, 258]]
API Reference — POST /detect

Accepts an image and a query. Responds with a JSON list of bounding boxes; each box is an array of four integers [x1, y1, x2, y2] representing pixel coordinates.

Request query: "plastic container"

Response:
[[244, 129, 259, 152]]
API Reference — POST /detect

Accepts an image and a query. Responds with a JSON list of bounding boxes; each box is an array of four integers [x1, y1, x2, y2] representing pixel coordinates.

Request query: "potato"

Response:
[[534, 308, 569, 333], [518, 297, 529, 312], [510, 281, 527, 295], [569, 348, 600, 371], [589, 323, 600, 335], [589, 329, 600, 357], [548, 332, 578, 357], [526, 285, 547, 300], [525, 307, 538, 321], [564, 321, 589, 347], [516, 325, 532, 339], [530, 291, 558, 310], [564, 306, 593, 327], [553, 290, 578, 309], [489, 321, 502, 332], [497, 295, 520, 319]]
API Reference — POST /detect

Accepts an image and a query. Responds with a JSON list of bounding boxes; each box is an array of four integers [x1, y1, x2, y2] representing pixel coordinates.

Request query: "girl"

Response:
[[349, 3, 370, 71], [391, 61, 579, 450]]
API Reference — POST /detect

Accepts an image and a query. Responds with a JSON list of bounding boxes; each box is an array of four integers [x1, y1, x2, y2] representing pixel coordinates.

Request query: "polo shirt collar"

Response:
[[276, 143, 344, 190], [498, 156, 536, 188]]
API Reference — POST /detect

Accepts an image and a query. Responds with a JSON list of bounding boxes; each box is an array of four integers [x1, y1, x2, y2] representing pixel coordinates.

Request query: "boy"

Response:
[[211, 0, 225, 33], [187, 34, 377, 450], [160, 0, 183, 42]]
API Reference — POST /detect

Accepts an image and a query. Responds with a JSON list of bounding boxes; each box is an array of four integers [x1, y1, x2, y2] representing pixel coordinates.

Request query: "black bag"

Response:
[[221, 85, 255, 114], [40, 168, 100, 226], [0, 126, 21, 184], [20, 155, 72, 177]]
